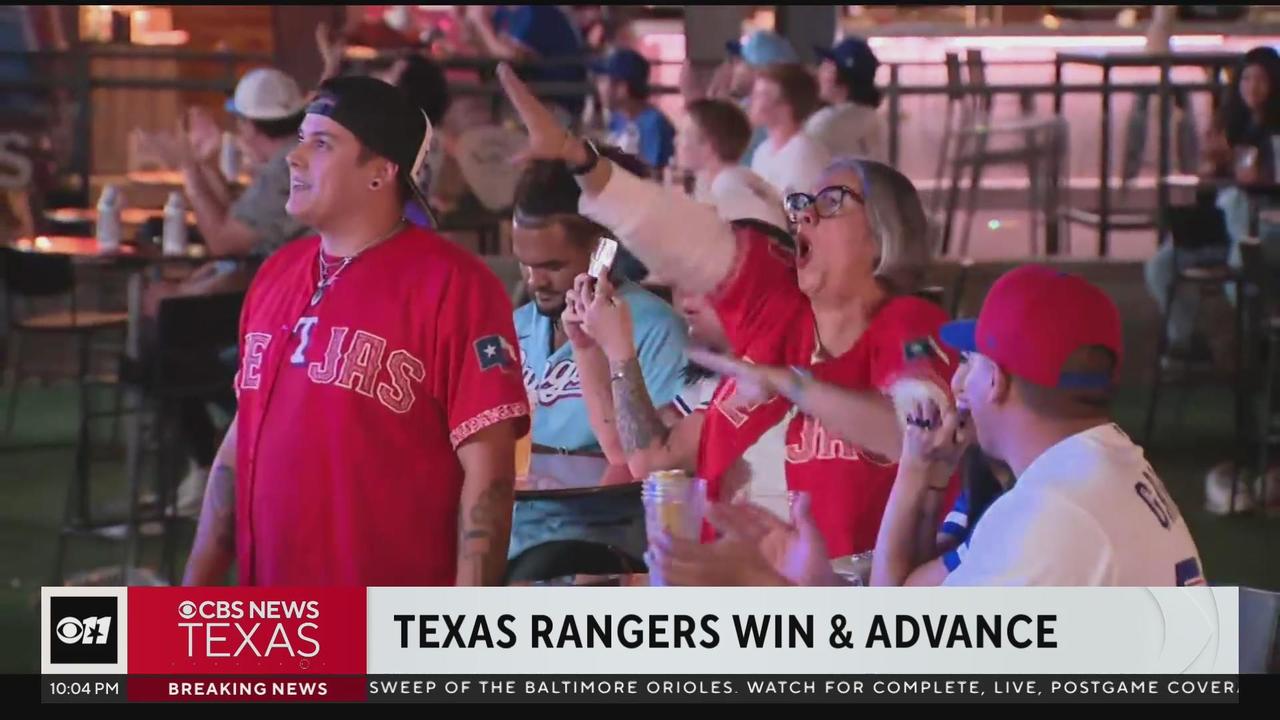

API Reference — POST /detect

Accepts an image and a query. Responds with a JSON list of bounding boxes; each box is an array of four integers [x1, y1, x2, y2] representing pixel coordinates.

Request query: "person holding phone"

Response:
[[508, 147, 689, 563], [510, 149, 689, 458], [562, 271, 723, 480]]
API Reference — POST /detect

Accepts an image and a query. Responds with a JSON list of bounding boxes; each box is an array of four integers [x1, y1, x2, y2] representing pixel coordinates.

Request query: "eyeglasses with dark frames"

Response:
[[783, 185, 865, 226]]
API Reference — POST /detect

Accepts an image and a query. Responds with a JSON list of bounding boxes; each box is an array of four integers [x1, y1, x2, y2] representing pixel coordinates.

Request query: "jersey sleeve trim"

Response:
[[940, 510, 968, 538], [449, 402, 531, 449], [672, 393, 695, 417], [942, 547, 963, 572]]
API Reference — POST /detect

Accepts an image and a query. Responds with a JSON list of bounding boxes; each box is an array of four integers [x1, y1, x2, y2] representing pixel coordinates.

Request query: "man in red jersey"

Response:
[[497, 64, 954, 560], [183, 76, 530, 587]]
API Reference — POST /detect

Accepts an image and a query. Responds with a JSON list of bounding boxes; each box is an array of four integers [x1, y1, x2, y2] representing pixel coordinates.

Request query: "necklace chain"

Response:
[[310, 218, 405, 307]]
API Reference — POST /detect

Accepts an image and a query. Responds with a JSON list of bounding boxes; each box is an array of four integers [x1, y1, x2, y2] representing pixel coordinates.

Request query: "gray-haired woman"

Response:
[[496, 61, 956, 561]]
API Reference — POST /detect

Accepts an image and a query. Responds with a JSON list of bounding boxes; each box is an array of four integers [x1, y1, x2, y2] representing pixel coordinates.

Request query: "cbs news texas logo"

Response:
[[128, 588, 366, 675], [42, 588, 128, 673]]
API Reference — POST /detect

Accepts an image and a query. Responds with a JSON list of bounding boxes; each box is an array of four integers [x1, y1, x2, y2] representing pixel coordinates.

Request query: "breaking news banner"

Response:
[[38, 586, 1254, 704]]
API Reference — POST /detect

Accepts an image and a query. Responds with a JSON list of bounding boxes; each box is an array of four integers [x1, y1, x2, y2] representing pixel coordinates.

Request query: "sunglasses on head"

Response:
[[783, 185, 865, 224]]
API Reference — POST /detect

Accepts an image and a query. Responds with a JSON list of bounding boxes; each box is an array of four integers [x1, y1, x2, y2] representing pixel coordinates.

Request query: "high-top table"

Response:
[[1054, 50, 1242, 256], [512, 452, 644, 566], [516, 453, 640, 499], [44, 206, 196, 228], [4, 233, 231, 585]]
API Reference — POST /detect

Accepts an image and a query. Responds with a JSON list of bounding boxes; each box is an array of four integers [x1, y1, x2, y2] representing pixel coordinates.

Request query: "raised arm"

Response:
[[497, 63, 739, 296], [465, 7, 532, 62]]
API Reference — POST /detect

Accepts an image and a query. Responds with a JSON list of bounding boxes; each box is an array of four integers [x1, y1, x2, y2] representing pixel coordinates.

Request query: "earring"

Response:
[[370, 179, 382, 189]]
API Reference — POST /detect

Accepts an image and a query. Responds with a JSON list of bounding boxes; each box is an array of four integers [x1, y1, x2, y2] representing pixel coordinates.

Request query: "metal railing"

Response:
[[0, 46, 1236, 202]]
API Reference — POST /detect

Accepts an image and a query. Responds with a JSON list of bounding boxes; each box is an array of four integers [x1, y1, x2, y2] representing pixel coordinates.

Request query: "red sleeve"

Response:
[[233, 294, 247, 399], [431, 262, 531, 449], [707, 227, 810, 360], [867, 297, 958, 395], [233, 263, 261, 400]]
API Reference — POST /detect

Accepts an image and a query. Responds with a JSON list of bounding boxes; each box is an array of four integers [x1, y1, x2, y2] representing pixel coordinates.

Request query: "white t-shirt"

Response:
[[804, 102, 886, 163], [944, 424, 1205, 587], [749, 131, 833, 197], [693, 166, 788, 231]]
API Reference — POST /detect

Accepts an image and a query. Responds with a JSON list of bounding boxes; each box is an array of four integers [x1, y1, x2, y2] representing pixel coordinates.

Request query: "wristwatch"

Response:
[[567, 137, 601, 176]]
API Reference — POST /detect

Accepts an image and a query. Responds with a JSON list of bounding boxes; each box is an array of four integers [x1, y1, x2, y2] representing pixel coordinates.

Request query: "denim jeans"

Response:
[[1121, 88, 1199, 186], [508, 492, 646, 562], [1144, 241, 1229, 348], [1146, 187, 1280, 346]]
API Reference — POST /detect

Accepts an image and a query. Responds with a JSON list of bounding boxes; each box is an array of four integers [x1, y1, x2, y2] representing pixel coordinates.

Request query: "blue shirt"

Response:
[[940, 490, 972, 572], [515, 282, 688, 453], [495, 5, 586, 116], [608, 106, 676, 171]]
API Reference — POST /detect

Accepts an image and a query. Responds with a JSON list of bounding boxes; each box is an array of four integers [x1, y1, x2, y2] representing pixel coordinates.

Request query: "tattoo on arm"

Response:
[[610, 357, 670, 456], [207, 463, 236, 555], [457, 479, 513, 585]]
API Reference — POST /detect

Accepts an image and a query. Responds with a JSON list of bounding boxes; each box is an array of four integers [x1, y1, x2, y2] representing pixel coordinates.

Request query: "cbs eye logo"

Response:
[[50, 596, 118, 664]]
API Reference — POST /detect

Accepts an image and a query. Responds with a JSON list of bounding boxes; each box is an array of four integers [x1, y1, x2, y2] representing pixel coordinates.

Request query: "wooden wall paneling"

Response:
[[89, 51, 181, 175], [170, 5, 276, 122], [273, 6, 346, 92]]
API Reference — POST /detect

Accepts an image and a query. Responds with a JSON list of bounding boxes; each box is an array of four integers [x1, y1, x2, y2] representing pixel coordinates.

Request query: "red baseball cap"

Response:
[[939, 265, 1123, 389]]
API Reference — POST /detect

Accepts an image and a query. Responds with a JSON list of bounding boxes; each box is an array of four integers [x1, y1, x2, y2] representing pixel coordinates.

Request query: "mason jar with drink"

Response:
[[641, 470, 707, 586]]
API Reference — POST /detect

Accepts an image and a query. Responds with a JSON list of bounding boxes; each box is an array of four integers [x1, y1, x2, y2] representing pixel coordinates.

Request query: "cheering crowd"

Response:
[[178, 17, 1222, 589]]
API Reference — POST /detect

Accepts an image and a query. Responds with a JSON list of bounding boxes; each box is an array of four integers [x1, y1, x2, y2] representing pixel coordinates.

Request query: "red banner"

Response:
[[127, 587, 366, 677], [127, 676, 367, 702]]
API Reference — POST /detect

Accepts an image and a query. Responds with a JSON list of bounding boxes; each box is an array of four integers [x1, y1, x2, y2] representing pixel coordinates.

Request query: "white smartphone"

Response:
[[588, 236, 619, 280]]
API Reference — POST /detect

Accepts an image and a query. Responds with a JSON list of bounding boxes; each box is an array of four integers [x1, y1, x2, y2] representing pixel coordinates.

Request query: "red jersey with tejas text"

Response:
[[698, 228, 958, 558], [234, 226, 529, 586]]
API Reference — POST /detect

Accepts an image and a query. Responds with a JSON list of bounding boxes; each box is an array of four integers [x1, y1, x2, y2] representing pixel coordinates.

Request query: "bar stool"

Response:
[[940, 50, 1070, 257], [1238, 236, 1280, 514], [1142, 205, 1241, 447], [136, 291, 243, 583], [927, 52, 968, 250], [2, 248, 128, 440], [52, 291, 243, 585], [2, 248, 128, 580]]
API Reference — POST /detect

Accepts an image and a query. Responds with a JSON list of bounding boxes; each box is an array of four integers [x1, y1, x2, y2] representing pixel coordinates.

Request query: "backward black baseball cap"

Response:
[[306, 76, 433, 220]]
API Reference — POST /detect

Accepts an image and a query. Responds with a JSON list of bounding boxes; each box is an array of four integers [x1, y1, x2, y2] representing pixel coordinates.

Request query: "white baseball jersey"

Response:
[[944, 423, 1205, 587]]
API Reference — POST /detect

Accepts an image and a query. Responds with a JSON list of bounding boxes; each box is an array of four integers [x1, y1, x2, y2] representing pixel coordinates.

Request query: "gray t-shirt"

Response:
[[230, 139, 309, 257]]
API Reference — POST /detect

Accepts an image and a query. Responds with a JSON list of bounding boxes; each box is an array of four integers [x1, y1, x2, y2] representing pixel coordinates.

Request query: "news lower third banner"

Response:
[[41, 586, 1245, 703]]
